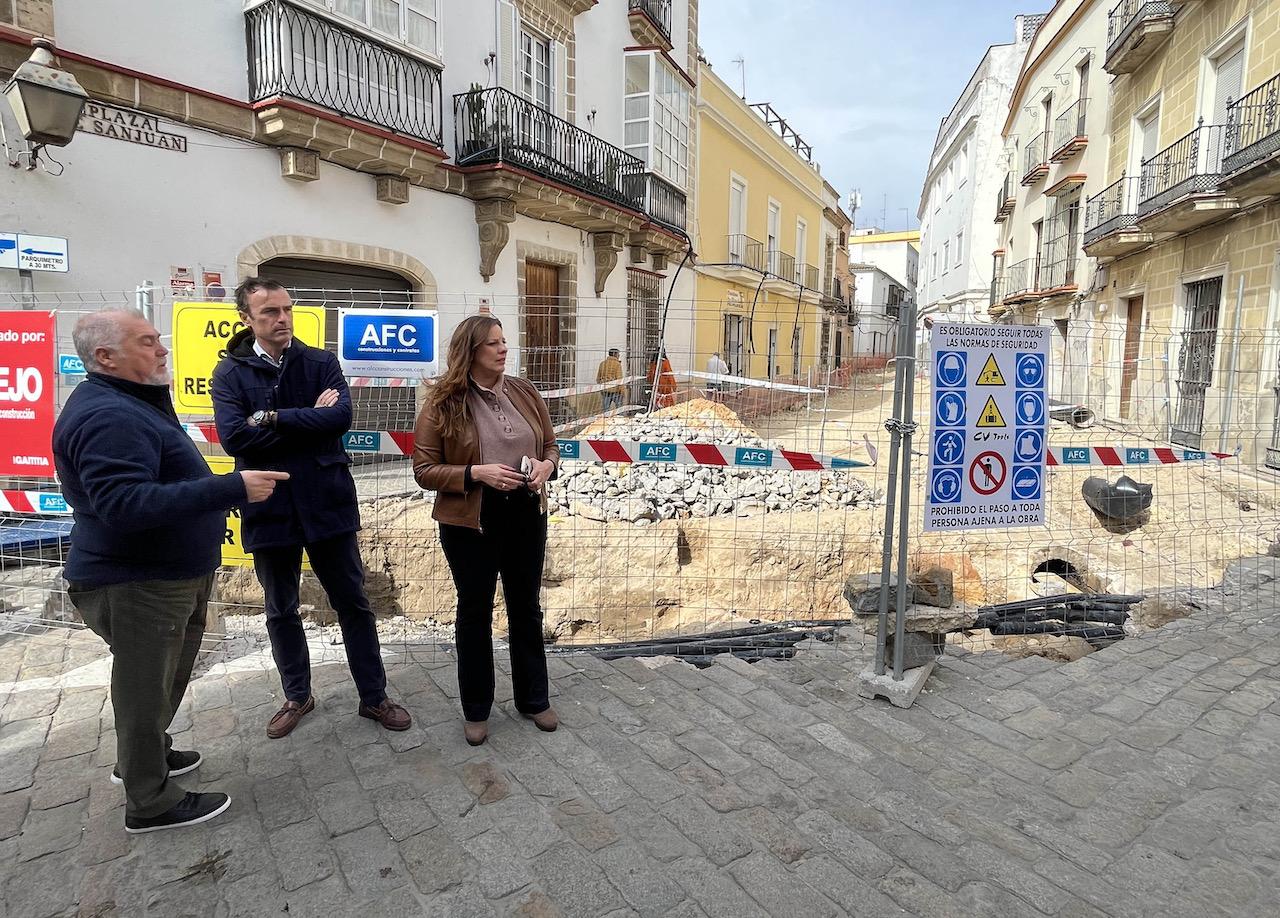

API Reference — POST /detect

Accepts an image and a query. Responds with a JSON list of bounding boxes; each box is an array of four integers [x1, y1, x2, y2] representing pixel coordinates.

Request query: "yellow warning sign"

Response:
[[172, 302, 326, 414], [976, 354, 1006, 386], [204, 454, 309, 570], [976, 395, 1007, 428]]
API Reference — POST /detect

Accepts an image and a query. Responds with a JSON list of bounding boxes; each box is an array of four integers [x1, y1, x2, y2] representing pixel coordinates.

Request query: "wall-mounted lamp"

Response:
[[4, 38, 88, 169]]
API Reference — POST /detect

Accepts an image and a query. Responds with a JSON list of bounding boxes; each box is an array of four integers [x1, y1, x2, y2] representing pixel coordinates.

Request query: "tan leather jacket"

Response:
[[412, 376, 560, 529]]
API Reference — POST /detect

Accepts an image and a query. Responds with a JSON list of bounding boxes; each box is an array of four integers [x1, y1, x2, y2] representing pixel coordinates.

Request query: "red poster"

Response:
[[0, 311, 57, 478]]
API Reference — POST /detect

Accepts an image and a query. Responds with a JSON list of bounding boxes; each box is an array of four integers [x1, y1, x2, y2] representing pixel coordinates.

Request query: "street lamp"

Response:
[[4, 38, 88, 157]]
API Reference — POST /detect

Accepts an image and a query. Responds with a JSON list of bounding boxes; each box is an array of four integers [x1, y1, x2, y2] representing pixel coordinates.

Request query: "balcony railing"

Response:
[[1037, 233, 1078, 290], [628, 0, 672, 43], [1084, 175, 1142, 244], [803, 264, 820, 290], [453, 87, 645, 211], [727, 234, 765, 271], [996, 172, 1017, 218], [246, 0, 443, 146], [1107, 0, 1174, 58], [768, 250, 796, 280], [1022, 132, 1049, 182], [1224, 73, 1280, 175], [991, 259, 1034, 304], [1052, 98, 1088, 156], [1139, 122, 1228, 215], [626, 171, 687, 232]]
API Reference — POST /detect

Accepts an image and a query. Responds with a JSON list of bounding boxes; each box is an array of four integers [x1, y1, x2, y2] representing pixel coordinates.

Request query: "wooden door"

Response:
[[1119, 296, 1143, 418], [524, 261, 562, 392]]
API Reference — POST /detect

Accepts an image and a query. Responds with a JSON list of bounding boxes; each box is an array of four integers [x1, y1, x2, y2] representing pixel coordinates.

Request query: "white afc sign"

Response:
[[925, 322, 1050, 531], [337, 308, 438, 378]]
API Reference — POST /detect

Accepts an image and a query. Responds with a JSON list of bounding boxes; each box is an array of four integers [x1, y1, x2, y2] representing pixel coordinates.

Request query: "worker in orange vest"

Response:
[[646, 349, 678, 409]]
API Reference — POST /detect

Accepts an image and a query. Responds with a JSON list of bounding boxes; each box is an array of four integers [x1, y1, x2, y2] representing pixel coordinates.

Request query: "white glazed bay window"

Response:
[[624, 52, 690, 189], [303, 0, 441, 59]]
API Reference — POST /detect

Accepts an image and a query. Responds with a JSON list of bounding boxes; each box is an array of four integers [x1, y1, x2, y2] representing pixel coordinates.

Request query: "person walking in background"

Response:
[[706, 350, 729, 398], [596, 347, 625, 414], [412, 315, 560, 747], [211, 277, 411, 739], [54, 308, 288, 833]]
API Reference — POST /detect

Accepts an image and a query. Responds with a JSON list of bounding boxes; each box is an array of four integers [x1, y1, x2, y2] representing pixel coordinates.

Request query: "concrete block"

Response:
[[857, 662, 936, 709]]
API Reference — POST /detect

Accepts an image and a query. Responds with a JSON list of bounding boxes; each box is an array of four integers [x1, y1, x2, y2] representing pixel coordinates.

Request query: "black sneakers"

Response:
[[124, 791, 231, 834], [110, 749, 202, 786]]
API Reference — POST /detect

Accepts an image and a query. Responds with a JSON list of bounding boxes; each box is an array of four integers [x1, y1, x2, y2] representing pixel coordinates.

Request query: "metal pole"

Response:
[[1219, 274, 1247, 454], [18, 269, 34, 309], [892, 302, 918, 681], [135, 281, 155, 322], [873, 308, 910, 676]]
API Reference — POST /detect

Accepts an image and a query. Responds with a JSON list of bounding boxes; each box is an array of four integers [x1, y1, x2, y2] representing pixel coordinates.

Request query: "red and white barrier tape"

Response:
[[1046, 446, 1234, 466], [0, 491, 69, 514], [556, 438, 875, 470]]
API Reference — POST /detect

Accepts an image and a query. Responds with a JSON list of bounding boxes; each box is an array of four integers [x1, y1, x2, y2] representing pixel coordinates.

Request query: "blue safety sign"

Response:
[[934, 430, 964, 466], [935, 351, 967, 388], [1014, 428, 1043, 462], [58, 354, 85, 375], [1016, 353, 1045, 389], [935, 392, 966, 427], [1011, 466, 1042, 501], [1015, 390, 1045, 425], [337, 308, 438, 378], [930, 468, 963, 503]]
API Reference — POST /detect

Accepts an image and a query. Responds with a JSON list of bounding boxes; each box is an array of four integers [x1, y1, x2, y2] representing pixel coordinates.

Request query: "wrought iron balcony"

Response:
[[1084, 175, 1141, 244], [991, 259, 1034, 305], [1224, 73, 1280, 176], [1036, 233, 1078, 291], [803, 264, 820, 291], [768, 250, 796, 280], [1139, 122, 1228, 215], [246, 0, 443, 146], [625, 171, 686, 233], [727, 234, 766, 271], [1052, 98, 1088, 161], [453, 87, 645, 212], [1105, 0, 1176, 75], [995, 172, 1016, 219], [1022, 132, 1049, 184], [628, 0, 672, 44]]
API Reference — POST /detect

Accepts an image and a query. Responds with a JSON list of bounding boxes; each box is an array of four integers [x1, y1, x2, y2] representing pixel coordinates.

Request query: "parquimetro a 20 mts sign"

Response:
[[0, 312, 57, 478]]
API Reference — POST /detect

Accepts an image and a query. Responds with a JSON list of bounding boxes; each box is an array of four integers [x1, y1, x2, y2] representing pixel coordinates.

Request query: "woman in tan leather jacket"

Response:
[[412, 315, 560, 747]]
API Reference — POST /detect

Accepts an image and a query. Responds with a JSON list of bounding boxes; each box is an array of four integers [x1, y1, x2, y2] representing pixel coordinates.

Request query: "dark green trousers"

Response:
[[69, 573, 213, 818]]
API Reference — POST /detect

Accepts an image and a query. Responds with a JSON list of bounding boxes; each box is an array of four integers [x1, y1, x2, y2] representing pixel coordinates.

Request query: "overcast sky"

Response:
[[698, 0, 1044, 232]]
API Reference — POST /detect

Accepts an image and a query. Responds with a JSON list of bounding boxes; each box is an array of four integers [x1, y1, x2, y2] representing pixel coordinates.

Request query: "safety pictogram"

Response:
[[969, 451, 1007, 496], [976, 353, 1006, 386], [976, 396, 1006, 428]]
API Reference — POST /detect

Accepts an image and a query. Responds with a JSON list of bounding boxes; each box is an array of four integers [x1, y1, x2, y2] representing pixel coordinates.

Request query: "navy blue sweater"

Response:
[[52, 373, 247, 587]]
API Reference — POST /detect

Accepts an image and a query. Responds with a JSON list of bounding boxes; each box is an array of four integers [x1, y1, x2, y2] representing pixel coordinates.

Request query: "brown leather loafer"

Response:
[[359, 698, 412, 731], [266, 696, 315, 739], [523, 707, 558, 732], [463, 720, 488, 746]]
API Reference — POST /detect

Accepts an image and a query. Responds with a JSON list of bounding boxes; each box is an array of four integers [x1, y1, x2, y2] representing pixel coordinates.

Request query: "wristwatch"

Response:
[[247, 410, 277, 429]]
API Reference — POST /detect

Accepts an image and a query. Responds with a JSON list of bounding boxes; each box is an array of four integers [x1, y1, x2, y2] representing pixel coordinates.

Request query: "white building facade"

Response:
[[992, 0, 1113, 405], [916, 14, 1041, 327], [1, 0, 697, 406]]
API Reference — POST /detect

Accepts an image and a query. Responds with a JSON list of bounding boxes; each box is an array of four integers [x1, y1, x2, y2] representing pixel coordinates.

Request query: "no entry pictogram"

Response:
[[968, 450, 1007, 495]]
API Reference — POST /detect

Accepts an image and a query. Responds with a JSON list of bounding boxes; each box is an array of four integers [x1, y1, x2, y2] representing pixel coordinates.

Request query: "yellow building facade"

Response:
[[1082, 0, 1280, 463], [691, 61, 833, 382]]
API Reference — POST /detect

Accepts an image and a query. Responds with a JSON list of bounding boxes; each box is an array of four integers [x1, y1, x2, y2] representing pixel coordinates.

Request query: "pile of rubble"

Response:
[[548, 401, 879, 524]]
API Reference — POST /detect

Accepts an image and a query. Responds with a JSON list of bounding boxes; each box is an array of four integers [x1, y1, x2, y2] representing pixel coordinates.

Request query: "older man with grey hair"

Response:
[[53, 308, 288, 834]]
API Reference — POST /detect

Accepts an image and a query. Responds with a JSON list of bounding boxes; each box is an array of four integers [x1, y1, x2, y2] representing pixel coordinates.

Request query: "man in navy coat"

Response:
[[211, 278, 410, 738]]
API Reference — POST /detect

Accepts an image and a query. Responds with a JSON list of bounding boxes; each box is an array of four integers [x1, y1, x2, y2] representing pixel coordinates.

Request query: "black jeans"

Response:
[[439, 487, 550, 722], [69, 574, 212, 818], [253, 531, 388, 708]]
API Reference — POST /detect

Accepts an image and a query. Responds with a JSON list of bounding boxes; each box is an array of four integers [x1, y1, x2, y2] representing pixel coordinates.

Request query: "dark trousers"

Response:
[[70, 573, 212, 818], [439, 488, 550, 722], [252, 531, 387, 708]]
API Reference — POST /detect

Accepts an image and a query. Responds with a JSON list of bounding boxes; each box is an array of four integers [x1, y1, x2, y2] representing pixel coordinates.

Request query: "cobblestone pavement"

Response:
[[2, 558, 1279, 917]]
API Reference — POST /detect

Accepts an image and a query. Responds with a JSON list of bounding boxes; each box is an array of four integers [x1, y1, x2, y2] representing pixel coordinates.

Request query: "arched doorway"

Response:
[[260, 257, 417, 452]]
